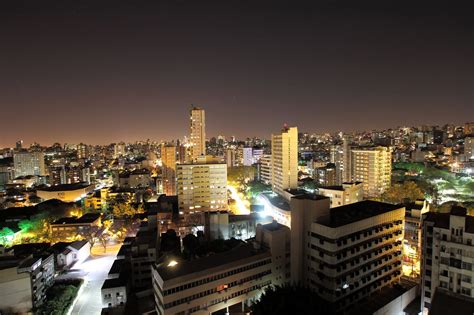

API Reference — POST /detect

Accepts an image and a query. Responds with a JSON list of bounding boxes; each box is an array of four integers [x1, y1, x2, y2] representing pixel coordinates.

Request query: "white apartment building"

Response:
[[242, 147, 253, 166], [176, 157, 227, 213], [421, 207, 474, 313], [317, 182, 363, 208], [271, 126, 298, 196], [13, 152, 46, 177], [190, 106, 206, 161], [351, 146, 392, 198], [291, 197, 405, 313], [259, 154, 272, 184]]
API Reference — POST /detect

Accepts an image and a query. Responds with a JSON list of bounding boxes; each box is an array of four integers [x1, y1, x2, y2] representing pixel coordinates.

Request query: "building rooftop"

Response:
[[430, 288, 474, 315], [423, 207, 474, 233], [347, 280, 418, 315], [316, 200, 402, 228], [52, 213, 101, 225], [155, 243, 270, 281], [37, 182, 92, 192], [102, 276, 127, 289]]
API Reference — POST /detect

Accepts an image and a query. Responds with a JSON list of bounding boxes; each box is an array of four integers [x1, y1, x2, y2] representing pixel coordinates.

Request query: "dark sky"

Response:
[[0, 0, 472, 146]]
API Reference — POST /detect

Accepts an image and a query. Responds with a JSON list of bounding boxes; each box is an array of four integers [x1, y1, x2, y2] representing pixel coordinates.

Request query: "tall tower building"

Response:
[[189, 106, 206, 161], [161, 143, 177, 196], [13, 152, 46, 177], [271, 126, 298, 196], [342, 135, 352, 183], [351, 146, 392, 198]]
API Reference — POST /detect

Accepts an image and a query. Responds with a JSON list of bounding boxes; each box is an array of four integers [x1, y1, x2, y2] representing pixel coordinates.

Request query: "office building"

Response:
[[291, 198, 405, 312], [176, 157, 227, 213], [161, 144, 177, 196], [271, 126, 298, 196], [342, 136, 352, 183], [421, 206, 474, 313], [190, 106, 206, 161], [13, 152, 46, 177], [317, 182, 363, 208], [351, 146, 392, 198], [152, 238, 287, 315]]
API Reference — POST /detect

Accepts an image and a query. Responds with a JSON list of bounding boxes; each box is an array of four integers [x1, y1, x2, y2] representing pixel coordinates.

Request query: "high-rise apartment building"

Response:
[[351, 146, 392, 198], [242, 147, 253, 166], [342, 136, 352, 183], [291, 197, 405, 313], [259, 154, 272, 184], [271, 126, 298, 196], [13, 152, 46, 177], [189, 106, 206, 161], [176, 157, 227, 213], [161, 144, 177, 196], [421, 207, 474, 313]]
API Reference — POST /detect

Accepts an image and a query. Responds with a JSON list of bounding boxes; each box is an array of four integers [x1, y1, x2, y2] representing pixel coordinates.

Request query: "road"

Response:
[[69, 243, 121, 315], [228, 184, 251, 215]]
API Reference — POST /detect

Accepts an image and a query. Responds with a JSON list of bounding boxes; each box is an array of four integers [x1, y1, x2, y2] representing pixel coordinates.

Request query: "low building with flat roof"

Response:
[[36, 182, 94, 202]]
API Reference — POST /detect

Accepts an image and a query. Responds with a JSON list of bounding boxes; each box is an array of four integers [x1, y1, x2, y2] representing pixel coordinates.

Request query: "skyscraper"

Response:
[[351, 146, 392, 198], [13, 152, 46, 177], [189, 106, 206, 161], [161, 143, 177, 196], [271, 126, 298, 196]]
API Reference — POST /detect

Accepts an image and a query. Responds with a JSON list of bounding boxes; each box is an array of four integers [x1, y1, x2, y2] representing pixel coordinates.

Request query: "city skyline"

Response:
[[1, 1, 472, 146]]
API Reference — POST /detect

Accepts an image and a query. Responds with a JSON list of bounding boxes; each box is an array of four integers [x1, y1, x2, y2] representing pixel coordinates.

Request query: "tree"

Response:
[[381, 181, 425, 204], [0, 227, 14, 246], [227, 166, 256, 183], [252, 284, 331, 315], [111, 203, 144, 218], [182, 234, 199, 259]]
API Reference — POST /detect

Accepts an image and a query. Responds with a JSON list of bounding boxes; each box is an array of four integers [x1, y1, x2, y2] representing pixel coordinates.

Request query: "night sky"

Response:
[[0, 1, 472, 146]]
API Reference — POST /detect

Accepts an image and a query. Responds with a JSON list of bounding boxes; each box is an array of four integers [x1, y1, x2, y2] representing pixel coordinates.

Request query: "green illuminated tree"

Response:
[[0, 227, 14, 246]]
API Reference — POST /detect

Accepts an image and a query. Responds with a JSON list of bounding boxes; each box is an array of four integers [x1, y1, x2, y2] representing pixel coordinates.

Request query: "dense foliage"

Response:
[[37, 280, 82, 315]]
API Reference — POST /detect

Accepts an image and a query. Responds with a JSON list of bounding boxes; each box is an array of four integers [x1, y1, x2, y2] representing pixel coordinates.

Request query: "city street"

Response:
[[68, 243, 121, 315]]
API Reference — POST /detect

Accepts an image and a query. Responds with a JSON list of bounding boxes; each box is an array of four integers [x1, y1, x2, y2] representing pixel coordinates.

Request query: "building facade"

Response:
[[271, 126, 298, 196], [317, 182, 363, 208], [161, 144, 177, 196], [13, 152, 46, 177], [291, 198, 405, 312], [351, 146, 392, 198], [421, 207, 474, 313], [176, 158, 227, 213], [190, 106, 206, 161]]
